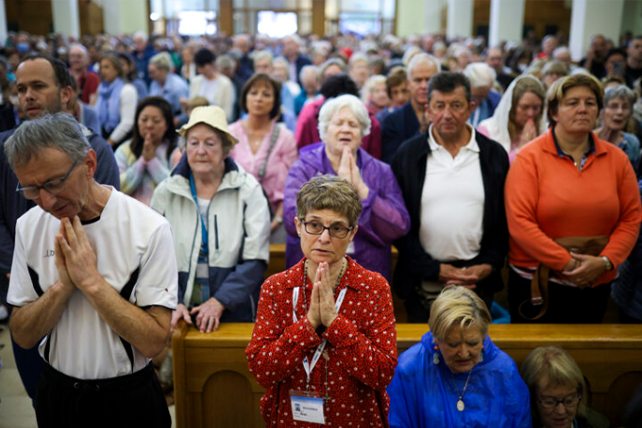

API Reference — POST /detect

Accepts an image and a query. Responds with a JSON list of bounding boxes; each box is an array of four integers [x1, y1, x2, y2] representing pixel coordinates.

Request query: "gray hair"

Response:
[[464, 62, 497, 87], [4, 113, 90, 170], [273, 56, 289, 70], [299, 65, 319, 83], [69, 43, 88, 57], [553, 46, 571, 59], [215, 55, 234, 71], [402, 46, 422, 67], [252, 49, 273, 66], [133, 31, 148, 43], [283, 34, 302, 46], [319, 58, 347, 79], [604, 84, 636, 107], [408, 52, 442, 77], [318, 94, 371, 142], [349, 52, 368, 67], [149, 52, 173, 72]]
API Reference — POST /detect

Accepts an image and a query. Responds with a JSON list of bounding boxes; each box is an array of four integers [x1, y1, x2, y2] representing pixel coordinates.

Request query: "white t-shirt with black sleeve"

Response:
[[8, 188, 178, 380]]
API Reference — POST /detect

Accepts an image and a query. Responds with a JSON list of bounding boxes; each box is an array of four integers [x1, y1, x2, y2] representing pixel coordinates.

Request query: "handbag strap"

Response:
[[258, 123, 280, 180], [518, 265, 550, 321], [518, 235, 608, 321]]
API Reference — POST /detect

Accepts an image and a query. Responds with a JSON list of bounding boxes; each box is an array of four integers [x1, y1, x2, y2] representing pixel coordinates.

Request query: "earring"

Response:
[[434, 345, 439, 351], [478, 350, 484, 363], [433, 351, 440, 365]]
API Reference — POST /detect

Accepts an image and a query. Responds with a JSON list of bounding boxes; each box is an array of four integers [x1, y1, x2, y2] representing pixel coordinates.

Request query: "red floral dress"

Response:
[[246, 257, 397, 427]]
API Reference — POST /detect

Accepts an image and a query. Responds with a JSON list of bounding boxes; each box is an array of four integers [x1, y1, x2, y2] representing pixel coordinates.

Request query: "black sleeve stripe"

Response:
[[27, 265, 44, 297], [119, 336, 135, 374], [120, 266, 140, 301], [119, 265, 141, 372]]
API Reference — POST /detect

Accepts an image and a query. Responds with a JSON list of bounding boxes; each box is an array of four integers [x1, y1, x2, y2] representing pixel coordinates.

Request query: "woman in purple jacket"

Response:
[[284, 94, 410, 280]]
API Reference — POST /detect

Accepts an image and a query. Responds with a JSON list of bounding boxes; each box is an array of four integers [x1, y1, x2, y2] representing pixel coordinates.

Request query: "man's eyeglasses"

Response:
[[301, 220, 354, 239], [539, 395, 581, 409], [16, 160, 79, 200]]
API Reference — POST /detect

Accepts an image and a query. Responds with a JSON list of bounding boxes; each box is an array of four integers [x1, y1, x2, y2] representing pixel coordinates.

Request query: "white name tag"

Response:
[[290, 392, 325, 424]]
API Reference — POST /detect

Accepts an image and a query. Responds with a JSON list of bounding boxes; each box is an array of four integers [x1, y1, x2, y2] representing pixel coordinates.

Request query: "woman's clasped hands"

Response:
[[306, 262, 340, 329], [337, 147, 369, 199]]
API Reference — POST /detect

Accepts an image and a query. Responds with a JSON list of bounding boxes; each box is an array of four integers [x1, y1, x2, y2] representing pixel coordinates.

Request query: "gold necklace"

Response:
[[454, 369, 473, 411]]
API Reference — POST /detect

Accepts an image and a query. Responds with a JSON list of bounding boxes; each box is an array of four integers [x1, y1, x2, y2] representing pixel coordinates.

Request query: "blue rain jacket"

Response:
[[387, 331, 532, 428]]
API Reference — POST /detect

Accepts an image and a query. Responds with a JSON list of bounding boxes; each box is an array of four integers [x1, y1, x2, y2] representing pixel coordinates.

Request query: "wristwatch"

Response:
[[601, 256, 613, 271], [273, 216, 283, 224]]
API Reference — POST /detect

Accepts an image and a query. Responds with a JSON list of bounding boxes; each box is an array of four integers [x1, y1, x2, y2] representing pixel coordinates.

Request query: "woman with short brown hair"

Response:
[[505, 73, 642, 323]]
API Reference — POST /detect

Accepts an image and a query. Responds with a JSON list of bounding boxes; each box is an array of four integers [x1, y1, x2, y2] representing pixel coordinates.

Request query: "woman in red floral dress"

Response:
[[246, 175, 397, 427]]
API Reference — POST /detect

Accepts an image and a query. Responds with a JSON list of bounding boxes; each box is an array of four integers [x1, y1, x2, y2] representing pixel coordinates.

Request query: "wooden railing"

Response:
[[172, 323, 642, 428]]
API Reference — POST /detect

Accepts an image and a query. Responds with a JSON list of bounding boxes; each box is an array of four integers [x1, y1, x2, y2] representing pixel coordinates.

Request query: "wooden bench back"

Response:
[[172, 323, 642, 428]]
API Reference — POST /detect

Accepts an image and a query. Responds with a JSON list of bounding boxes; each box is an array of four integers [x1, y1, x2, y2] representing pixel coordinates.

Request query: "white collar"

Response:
[[428, 123, 479, 153]]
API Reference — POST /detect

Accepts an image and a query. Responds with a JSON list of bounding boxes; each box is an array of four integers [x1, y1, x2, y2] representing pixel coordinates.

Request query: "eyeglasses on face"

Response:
[[16, 160, 79, 200], [301, 219, 354, 239], [539, 395, 581, 409]]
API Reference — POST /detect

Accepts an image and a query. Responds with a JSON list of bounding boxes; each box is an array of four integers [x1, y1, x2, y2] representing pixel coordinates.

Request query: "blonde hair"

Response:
[[547, 73, 603, 127], [520, 346, 587, 419], [428, 286, 491, 342], [296, 175, 362, 227], [361, 74, 387, 103]]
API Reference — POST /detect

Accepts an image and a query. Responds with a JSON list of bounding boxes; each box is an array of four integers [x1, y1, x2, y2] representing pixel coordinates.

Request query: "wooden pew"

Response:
[[172, 323, 642, 428]]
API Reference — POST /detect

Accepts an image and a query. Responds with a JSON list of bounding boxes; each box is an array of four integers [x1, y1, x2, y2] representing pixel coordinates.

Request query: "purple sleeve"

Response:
[[283, 159, 314, 236], [357, 161, 410, 246]]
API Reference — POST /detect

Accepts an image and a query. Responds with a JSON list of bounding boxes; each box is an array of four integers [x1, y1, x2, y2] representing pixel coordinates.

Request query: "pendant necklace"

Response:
[[454, 369, 473, 411]]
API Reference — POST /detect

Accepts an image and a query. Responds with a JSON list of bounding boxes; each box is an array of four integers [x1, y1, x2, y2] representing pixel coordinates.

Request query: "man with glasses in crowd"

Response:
[[5, 112, 176, 427], [0, 54, 119, 402]]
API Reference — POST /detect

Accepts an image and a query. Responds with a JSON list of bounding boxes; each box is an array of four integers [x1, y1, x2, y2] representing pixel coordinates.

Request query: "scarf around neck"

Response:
[[97, 77, 124, 133]]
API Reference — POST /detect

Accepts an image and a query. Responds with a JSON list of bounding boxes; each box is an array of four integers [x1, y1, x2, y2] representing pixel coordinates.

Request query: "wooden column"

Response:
[[219, 0, 233, 36], [312, 0, 325, 37]]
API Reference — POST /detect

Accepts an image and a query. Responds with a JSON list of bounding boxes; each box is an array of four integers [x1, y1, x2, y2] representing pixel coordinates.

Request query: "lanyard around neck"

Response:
[[189, 171, 209, 254], [292, 284, 347, 386]]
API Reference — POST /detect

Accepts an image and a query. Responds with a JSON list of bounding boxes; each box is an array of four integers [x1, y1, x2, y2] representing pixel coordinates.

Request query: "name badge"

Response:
[[290, 390, 325, 424]]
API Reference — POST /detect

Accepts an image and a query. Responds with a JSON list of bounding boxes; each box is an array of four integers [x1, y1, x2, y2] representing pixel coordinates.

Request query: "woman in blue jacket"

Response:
[[388, 286, 532, 427]]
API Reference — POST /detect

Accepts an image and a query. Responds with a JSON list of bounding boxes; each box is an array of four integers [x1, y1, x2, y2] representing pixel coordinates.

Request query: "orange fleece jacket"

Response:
[[505, 129, 642, 286]]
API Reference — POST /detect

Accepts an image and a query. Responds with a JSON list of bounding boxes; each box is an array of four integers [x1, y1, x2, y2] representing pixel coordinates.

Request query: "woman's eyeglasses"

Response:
[[301, 220, 354, 239], [539, 395, 581, 409]]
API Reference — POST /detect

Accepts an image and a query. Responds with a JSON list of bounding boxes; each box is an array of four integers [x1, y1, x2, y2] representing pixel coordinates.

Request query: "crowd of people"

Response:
[[1, 27, 642, 427]]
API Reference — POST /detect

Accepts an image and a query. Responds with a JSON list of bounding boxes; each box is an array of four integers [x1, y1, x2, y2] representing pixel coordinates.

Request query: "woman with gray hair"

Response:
[[247, 174, 397, 427], [388, 286, 531, 426], [151, 106, 270, 333], [284, 94, 410, 281], [595, 84, 640, 170], [520, 346, 609, 428]]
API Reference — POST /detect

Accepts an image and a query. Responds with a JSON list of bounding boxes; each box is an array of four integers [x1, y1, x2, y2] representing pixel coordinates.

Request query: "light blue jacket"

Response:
[[149, 73, 189, 115], [388, 331, 532, 428]]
